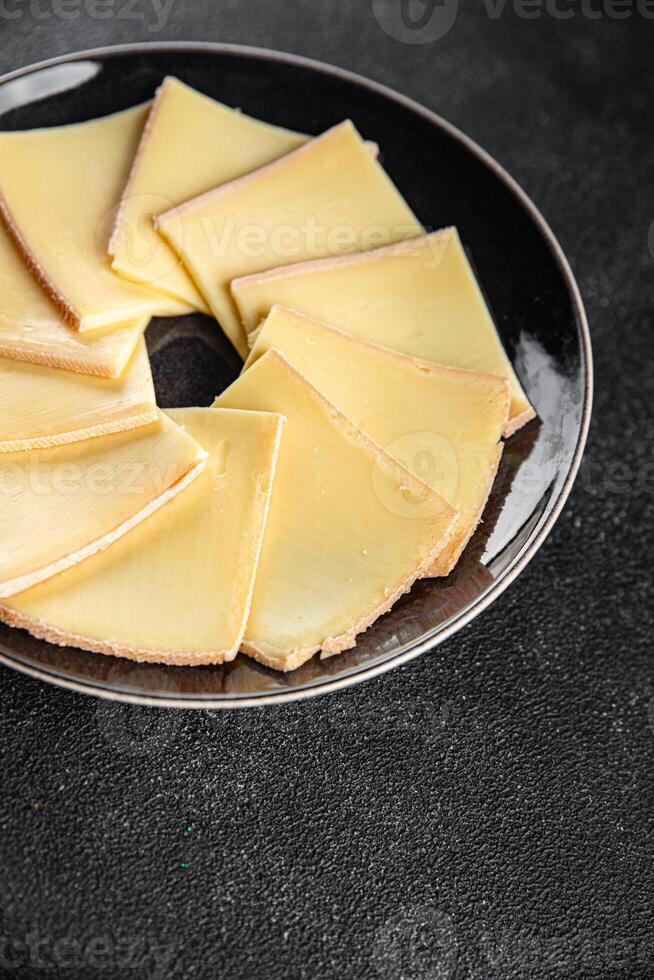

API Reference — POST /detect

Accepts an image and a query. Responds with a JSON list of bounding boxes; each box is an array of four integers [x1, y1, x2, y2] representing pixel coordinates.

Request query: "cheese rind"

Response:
[[0, 412, 206, 597], [109, 76, 307, 311], [0, 105, 193, 331], [214, 349, 458, 671], [157, 121, 422, 358], [232, 228, 534, 435], [0, 338, 157, 452], [0, 409, 282, 665], [0, 222, 146, 378], [246, 306, 509, 575]]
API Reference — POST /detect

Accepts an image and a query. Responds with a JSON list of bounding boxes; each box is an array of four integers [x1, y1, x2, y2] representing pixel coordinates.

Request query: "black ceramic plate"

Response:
[[0, 42, 592, 708]]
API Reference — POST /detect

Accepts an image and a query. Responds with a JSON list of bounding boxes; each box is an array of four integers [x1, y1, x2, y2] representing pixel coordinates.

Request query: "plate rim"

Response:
[[0, 40, 593, 710]]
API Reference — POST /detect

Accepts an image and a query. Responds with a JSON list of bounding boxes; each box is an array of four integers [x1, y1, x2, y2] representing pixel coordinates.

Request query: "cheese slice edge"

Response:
[[0, 337, 157, 452], [0, 104, 193, 331], [0, 221, 147, 378], [245, 305, 510, 576], [215, 348, 458, 671], [109, 76, 308, 311], [232, 228, 534, 435], [0, 411, 206, 597], [157, 120, 423, 359], [0, 408, 283, 664]]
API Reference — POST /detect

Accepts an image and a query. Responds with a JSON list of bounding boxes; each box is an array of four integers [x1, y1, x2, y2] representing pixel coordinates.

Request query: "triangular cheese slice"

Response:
[[157, 121, 422, 359], [246, 306, 509, 576], [232, 228, 534, 436], [109, 77, 307, 311], [0, 221, 146, 378], [214, 349, 457, 671], [0, 409, 282, 665], [0, 104, 193, 331], [0, 337, 157, 452], [0, 411, 206, 597]]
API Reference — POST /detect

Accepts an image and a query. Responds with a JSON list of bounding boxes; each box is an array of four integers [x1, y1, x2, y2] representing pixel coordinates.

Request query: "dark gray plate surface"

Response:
[[0, 42, 592, 707]]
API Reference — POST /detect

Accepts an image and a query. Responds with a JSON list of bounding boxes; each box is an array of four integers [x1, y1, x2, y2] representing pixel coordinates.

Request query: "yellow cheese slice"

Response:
[[0, 337, 157, 452], [214, 349, 457, 672], [233, 228, 534, 436], [157, 120, 422, 359], [0, 104, 193, 331], [0, 411, 206, 597], [0, 222, 147, 378], [246, 306, 509, 576], [0, 409, 283, 665], [109, 77, 307, 312]]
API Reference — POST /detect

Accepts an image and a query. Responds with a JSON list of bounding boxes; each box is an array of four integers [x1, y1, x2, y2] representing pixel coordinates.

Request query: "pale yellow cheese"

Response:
[[214, 350, 457, 671], [0, 221, 146, 378], [0, 337, 157, 452], [233, 228, 534, 435], [157, 121, 422, 358], [109, 77, 307, 311], [246, 306, 509, 576], [0, 411, 206, 597], [0, 409, 282, 665], [0, 104, 193, 331]]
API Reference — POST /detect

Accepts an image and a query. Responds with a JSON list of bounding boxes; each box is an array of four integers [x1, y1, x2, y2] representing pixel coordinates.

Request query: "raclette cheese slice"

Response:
[[157, 120, 422, 358], [109, 76, 307, 311], [0, 337, 157, 453], [232, 228, 534, 436], [0, 221, 146, 378], [0, 411, 206, 597], [246, 306, 510, 576], [214, 349, 458, 671], [0, 409, 282, 665], [0, 104, 193, 331]]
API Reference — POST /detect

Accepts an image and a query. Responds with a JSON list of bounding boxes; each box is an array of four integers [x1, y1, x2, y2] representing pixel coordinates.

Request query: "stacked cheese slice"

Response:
[[0, 77, 535, 671]]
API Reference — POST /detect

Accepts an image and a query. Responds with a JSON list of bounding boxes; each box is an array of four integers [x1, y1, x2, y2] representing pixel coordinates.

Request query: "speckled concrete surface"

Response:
[[0, 3, 652, 978]]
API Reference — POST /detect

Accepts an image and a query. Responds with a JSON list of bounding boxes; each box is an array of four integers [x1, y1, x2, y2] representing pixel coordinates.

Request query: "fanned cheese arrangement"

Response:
[[1, 410, 282, 664], [0, 222, 148, 377], [156, 119, 423, 357], [0, 105, 192, 330], [245, 306, 510, 577], [233, 229, 534, 434], [0, 412, 205, 598], [215, 351, 457, 671], [0, 77, 536, 671], [109, 76, 307, 311]]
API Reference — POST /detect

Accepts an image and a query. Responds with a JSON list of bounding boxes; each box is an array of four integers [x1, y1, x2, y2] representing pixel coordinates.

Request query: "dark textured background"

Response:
[[0, 3, 651, 978]]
